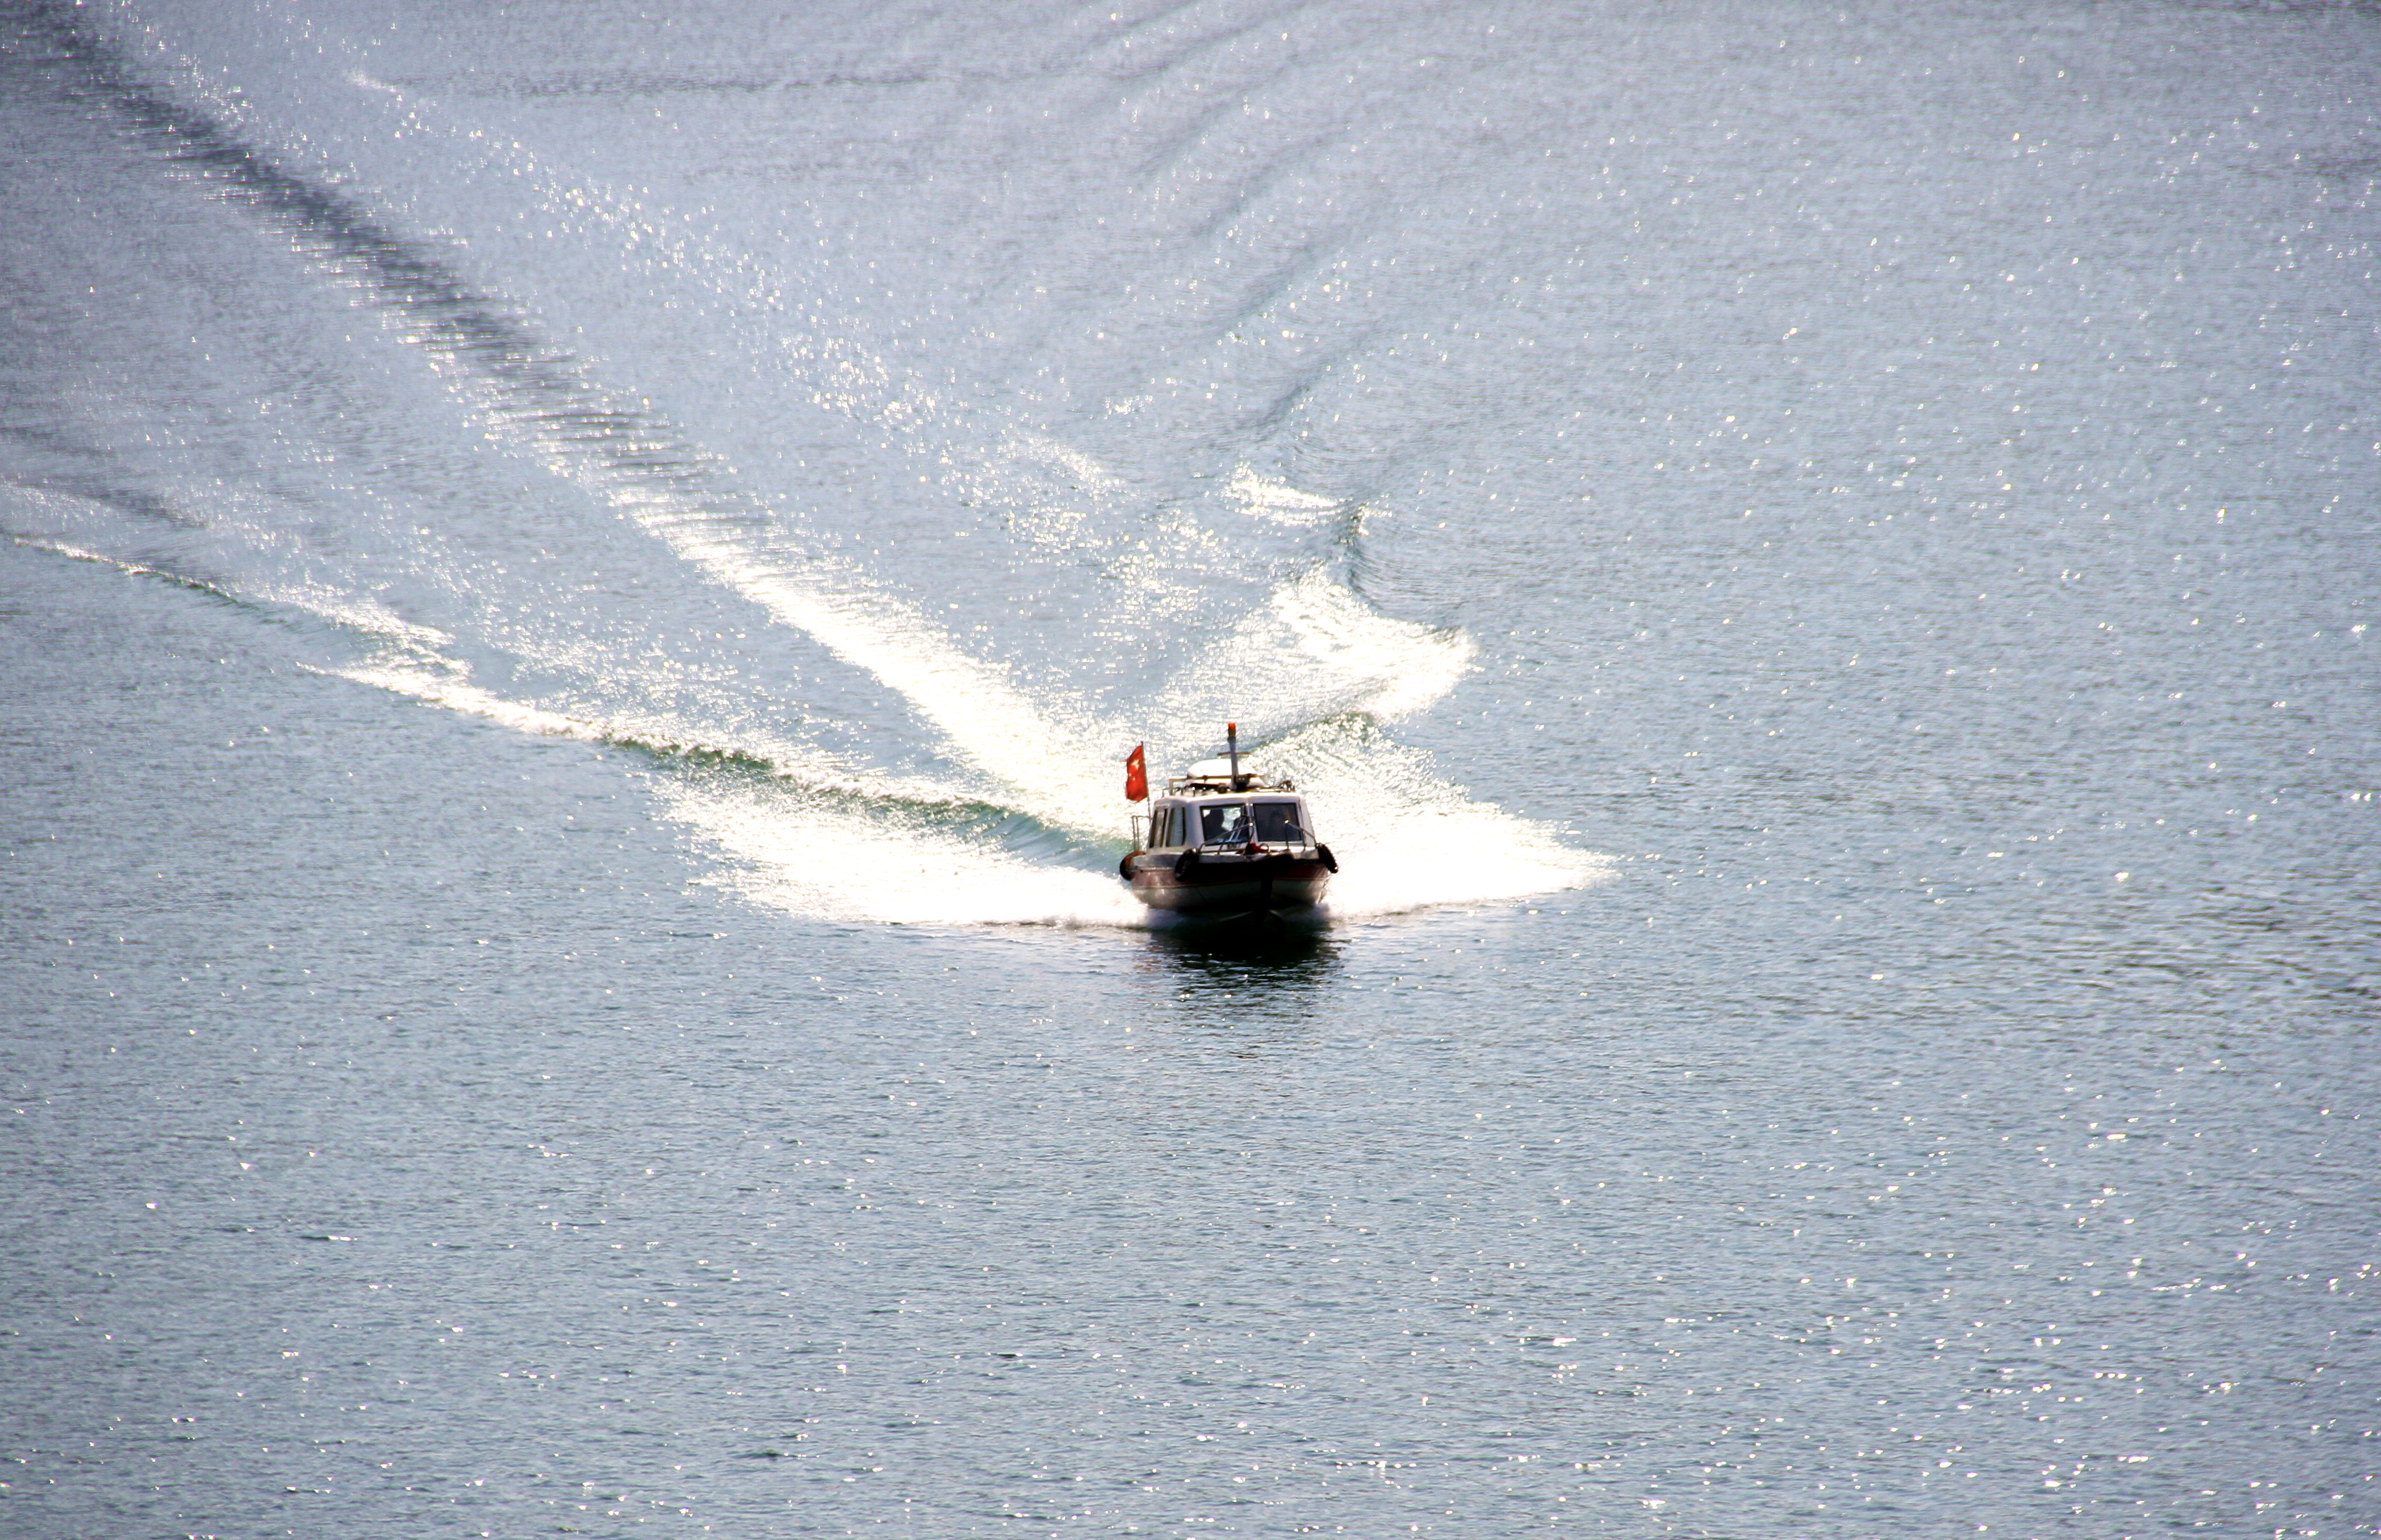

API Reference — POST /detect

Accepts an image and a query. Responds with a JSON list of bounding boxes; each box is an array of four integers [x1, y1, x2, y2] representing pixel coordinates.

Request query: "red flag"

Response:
[[1123, 743, 1148, 801]]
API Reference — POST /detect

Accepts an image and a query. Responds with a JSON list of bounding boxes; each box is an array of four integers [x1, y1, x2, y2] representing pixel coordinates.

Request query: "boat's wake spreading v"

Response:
[[4, 7, 1609, 929]]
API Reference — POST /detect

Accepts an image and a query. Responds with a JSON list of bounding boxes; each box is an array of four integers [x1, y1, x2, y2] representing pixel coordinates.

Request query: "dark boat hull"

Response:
[[1125, 851, 1330, 915]]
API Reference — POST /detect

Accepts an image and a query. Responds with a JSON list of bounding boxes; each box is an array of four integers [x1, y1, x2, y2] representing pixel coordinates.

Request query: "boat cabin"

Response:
[[1119, 731, 1336, 912], [1141, 758, 1319, 855]]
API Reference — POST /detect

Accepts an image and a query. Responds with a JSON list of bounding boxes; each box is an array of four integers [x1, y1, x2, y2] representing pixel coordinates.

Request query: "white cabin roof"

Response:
[[1164, 758, 1297, 796]]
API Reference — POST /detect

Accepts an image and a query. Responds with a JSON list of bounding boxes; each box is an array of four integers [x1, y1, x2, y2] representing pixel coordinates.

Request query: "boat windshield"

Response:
[[1251, 800, 1306, 843], [1198, 802, 1248, 845]]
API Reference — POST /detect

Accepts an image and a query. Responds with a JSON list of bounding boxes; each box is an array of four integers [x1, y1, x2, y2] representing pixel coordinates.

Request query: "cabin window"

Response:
[[1158, 805, 1186, 847], [1252, 800, 1306, 844], [1198, 802, 1248, 846]]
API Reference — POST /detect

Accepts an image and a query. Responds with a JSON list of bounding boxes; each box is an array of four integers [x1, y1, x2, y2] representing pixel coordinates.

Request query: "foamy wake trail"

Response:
[[2, 33, 1607, 926], [327, 658, 1004, 812], [1263, 721, 1611, 915], [660, 779, 1146, 929], [655, 723, 1607, 929], [1227, 467, 1342, 528], [12, 16, 1117, 834], [1158, 569, 1476, 748], [328, 658, 1153, 929], [20, 500, 1604, 925], [333, 640, 1600, 926], [653, 534, 1123, 829]]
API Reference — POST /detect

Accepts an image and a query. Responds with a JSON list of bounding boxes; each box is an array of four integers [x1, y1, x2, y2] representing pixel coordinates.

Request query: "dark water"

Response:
[[3, 0, 2376, 1534]]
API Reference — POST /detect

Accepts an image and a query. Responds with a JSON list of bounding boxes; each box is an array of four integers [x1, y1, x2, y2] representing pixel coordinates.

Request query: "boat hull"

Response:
[[1126, 852, 1330, 915]]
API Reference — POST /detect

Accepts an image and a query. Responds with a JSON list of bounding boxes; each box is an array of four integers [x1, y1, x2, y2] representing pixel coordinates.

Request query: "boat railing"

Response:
[[1163, 775, 1297, 795]]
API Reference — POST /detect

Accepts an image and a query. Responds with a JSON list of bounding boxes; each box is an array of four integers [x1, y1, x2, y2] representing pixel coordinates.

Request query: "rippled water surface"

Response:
[[3, 0, 2376, 1534]]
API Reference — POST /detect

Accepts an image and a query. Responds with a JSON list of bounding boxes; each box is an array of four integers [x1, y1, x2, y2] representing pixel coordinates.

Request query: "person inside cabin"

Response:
[[1251, 800, 1305, 844], [1199, 802, 1248, 847]]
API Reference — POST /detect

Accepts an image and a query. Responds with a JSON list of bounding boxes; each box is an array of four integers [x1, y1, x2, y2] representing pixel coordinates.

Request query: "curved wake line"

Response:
[[7, 525, 448, 651], [20, 6, 1609, 928], [24, 490, 1607, 927], [1159, 567, 1475, 746], [9, 509, 1067, 834], [328, 658, 1086, 832], [341, 657, 1608, 930], [662, 779, 1152, 932], [25, 4, 1126, 829]]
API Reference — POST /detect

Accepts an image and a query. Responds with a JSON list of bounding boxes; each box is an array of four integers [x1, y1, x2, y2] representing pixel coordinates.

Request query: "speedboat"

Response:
[[1118, 725, 1336, 916]]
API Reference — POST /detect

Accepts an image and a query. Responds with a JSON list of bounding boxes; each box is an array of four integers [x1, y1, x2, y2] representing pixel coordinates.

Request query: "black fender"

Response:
[[1316, 843, 1338, 874], [1174, 848, 1200, 879], [1118, 851, 1137, 881]]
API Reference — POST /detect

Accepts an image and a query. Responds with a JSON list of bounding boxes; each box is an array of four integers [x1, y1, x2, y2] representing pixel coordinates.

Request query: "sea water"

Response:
[[2, 0, 2375, 1534]]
